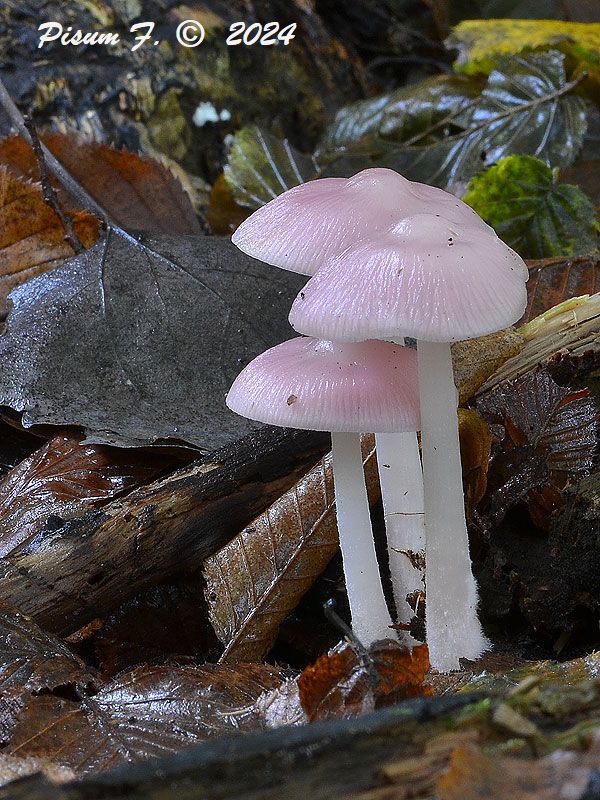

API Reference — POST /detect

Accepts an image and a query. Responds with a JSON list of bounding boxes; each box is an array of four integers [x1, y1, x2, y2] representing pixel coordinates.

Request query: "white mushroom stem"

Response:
[[376, 431, 425, 633], [331, 431, 394, 645], [416, 340, 490, 672]]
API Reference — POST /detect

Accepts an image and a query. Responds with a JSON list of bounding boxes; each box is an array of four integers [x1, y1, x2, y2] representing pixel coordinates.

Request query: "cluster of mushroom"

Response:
[[226, 168, 528, 672]]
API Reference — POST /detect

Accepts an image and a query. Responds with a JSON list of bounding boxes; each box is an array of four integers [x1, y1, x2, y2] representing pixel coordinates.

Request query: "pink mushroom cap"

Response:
[[289, 213, 528, 343], [226, 337, 420, 433], [231, 168, 493, 276]]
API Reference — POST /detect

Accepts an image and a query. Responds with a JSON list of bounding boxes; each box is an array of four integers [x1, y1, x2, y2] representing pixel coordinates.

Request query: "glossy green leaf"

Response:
[[224, 126, 319, 209], [321, 51, 587, 190], [463, 154, 600, 258], [319, 75, 482, 152]]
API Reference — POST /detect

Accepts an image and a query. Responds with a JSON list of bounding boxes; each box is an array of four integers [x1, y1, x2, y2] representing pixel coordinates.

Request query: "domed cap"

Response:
[[289, 213, 528, 343], [226, 337, 420, 433], [231, 168, 493, 276]]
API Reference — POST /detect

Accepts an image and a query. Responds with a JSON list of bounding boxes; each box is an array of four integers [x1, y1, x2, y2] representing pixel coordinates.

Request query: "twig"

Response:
[[0, 77, 110, 224], [23, 116, 84, 253]]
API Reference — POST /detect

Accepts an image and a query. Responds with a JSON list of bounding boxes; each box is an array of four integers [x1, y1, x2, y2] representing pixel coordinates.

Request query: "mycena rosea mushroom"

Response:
[[289, 213, 528, 671], [230, 167, 483, 631], [226, 336, 420, 647]]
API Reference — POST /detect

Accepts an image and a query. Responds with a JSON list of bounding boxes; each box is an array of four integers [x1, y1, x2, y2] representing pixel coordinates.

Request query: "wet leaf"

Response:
[[0, 605, 94, 697], [0, 228, 305, 449], [322, 51, 587, 190], [6, 663, 283, 774], [0, 134, 201, 235], [203, 436, 378, 664], [464, 155, 599, 259], [0, 168, 99, 319], [319, 74, 482, 152], [476, 370, 598, 525], [524, 256, 600, 324], [297, 640, 430, 722], [224, 126, 319, 209], [0, 605, 96, 744], [0, 433, 189, 561]]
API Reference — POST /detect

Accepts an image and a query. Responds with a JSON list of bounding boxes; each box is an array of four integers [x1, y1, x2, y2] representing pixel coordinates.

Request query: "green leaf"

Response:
[[446, 18, 600, 77], [320, 75, 482, 151], [463, 154, 600, 258], [224, 126, 319, 209], [321, 51, 587, 190]]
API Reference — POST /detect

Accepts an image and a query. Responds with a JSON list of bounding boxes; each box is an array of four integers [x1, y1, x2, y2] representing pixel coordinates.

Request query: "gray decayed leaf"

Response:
[[224, 126, 319, 209], [0, 228, 305, 449]]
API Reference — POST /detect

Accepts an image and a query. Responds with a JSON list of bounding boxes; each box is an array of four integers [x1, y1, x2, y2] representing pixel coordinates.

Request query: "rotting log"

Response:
[[0, 427, 329, 634]]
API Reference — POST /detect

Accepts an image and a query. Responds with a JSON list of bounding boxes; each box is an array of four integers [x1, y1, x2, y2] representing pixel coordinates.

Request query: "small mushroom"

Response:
[[231, 167, 466, 633], [226, 336, 420, 647], [289, 213, 528, 671]]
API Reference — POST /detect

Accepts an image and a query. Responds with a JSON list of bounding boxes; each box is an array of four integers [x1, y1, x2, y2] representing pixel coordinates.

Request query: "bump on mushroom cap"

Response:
[[226, 336, 420, 433], [231, 169, 493, 276], [289, 213, 528, 343]]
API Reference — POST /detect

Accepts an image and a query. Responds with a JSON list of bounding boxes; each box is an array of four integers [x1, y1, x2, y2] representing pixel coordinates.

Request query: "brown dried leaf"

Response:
[[0, 133, 201, 235], [6, 663, 283, 775], [452, 328, 524, 404], [297, 640, 430, 723], [0, 434, 191, 558], [477, 370, 598, 525], [207, 173, 251, 235], [0, 606, 94, 697], [458, 408, 492, 522], [203, 435, 378, 663], [524, 255, 600, 325], [0, 168, 99, 318]]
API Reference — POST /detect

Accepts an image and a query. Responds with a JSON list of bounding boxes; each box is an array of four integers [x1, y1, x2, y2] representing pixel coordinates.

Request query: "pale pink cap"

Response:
[[231, 168, 493, 276], [226, 337, 419, 433], [289, 213, 528, 343]]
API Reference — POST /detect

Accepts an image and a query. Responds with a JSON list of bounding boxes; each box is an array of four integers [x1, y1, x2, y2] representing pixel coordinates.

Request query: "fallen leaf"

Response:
[[0, 133, 201, 235], [464, 155, 600, 259], [0, 228, 306, 449], [452, 328, 524, 404], [6, 663, 283, 775], [0, 434, 190, 558], [524, 256, 600, 324], [224, 125, 319, 209], [458, 409, 492, 522], [298, 640, 430, 723], [320, 51, 586, 189], [447, 18, 600, 99], [0, 168, 99, 319], [203, 435, 378, 663], [207, 174, 251, 235], [0, 605, 97, 744], [0, 754, 73, 787], [0, 605, 94, 698], [476, 369, 598, 525]]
